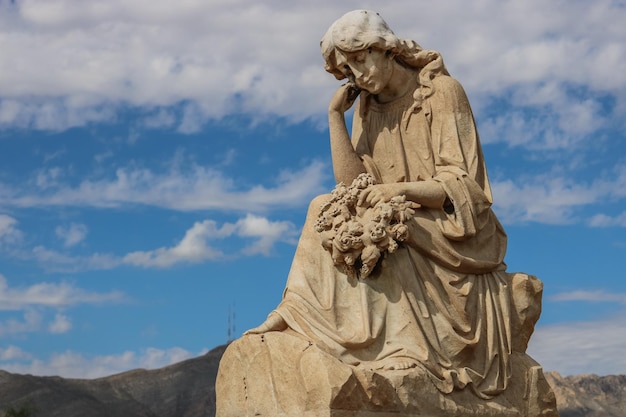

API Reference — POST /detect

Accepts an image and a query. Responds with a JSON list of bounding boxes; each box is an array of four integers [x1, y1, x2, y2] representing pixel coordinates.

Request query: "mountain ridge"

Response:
[[1, 345, 624, 417]]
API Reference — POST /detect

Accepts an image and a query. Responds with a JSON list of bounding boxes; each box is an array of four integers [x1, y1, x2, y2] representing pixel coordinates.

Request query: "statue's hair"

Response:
[[321, 10, 449, 110]]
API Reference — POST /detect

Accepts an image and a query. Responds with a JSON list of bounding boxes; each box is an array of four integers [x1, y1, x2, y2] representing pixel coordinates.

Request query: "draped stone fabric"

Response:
[[275, 74, 515, 399]]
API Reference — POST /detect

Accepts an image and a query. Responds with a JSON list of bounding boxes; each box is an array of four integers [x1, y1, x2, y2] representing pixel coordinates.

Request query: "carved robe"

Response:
[[274, 73, 513, 399]]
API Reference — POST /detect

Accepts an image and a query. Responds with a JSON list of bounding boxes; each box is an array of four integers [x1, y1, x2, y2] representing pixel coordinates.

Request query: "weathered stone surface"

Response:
[[217, 332, 558, 417], [218, 9, 559, 417], [1, 345, 625, 416]]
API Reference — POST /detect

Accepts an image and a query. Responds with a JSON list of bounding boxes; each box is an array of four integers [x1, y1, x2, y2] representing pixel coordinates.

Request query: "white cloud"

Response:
[[0, 346, 205, 379], [124, 214, 297, 268], [31, 246, 122, 273], [0, 309, 42, 336], [55, 223, 88, 247], [551, 290, 626, 304], [0, 275, 125, 338], [236, 214, 298, 255], [528, 314, 626, 376], [0, 0, 623, 146], [491, 162, 626, 227], [123, 220, 230, 268], [35, 166, 65, 189], [589, 211, 626, 228], [0, 0, 336, 129], [142, 108, 176, 129], [2, 160, 328, 212], [478, 87, 608, 151], [0, 345, 33, 361], [48, 313, 72, 334], [15, 213, 299, 272], [0, 2, 623, 232], [0, 274, 126, 310], [492, 177, 599, 225], [0, 214, 22, 244], [94, 150, 114, 163]]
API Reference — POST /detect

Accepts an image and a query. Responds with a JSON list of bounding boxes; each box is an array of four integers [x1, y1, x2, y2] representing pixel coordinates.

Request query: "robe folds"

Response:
[[275, 74, 513, 399]]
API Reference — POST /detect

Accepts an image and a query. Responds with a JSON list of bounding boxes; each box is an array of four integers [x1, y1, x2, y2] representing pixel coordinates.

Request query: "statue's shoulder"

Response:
[[431, 73, 465, 94], [426, 73, 472, 110]]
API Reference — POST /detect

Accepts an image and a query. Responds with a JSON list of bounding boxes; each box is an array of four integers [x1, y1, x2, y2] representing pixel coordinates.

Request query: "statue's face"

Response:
[[340, 47, 393, 94]]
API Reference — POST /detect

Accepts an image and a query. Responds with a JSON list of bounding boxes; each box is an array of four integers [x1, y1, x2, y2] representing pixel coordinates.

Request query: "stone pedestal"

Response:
[[216, 332, 558, 417]]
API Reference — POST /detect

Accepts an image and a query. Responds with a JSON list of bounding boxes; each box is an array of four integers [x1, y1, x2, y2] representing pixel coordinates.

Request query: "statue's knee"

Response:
[[307, 194, 331, 215], [310, 194, 331, 209]]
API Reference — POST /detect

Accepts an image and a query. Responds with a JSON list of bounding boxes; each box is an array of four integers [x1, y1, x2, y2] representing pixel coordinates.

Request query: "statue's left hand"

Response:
[[358, 183, 405, 208], [243, 311, 287, 335]]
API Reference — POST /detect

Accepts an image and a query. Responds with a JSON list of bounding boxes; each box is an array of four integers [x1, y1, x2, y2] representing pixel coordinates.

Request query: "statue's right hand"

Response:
[[329, 83, 360, 114]]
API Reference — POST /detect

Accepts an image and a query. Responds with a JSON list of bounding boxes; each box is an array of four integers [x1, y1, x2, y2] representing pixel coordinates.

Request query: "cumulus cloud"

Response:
[[2, 160, 328, 212], [0, 1, 623, 232], [237, 214, 298, 255], [0, 0, 624, 147], [0, 346, 204, 379], [589, 211, 626, 228], [35, 166, 65, 189], [0, 275, 125, 338], [528, 287, 626, 376], [124, 214, 298, 268], [25, 213, 299, 272], [477, 90, 608, 151], [48, 313, 72, 334], [0, 0, 337, 130], [492, 177, 598, 224], [0, 274, 126, 310], [0, 345, 33, 361], [123, 220, 230, 268], [491, 164, 626, 225], [31, 246, 122, 273], [528, 314, 626, 376], [0, 214, 22, 244], [55, 223, 88, 247], [0, 309, 42, 337]]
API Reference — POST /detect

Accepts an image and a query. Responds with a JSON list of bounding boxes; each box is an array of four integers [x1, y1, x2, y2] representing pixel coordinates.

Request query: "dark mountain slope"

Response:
[[0, 345, 226, 417]]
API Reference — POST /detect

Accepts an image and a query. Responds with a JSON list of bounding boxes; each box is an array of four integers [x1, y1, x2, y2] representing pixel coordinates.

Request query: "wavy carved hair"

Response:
[[321, 10, 449, 110]]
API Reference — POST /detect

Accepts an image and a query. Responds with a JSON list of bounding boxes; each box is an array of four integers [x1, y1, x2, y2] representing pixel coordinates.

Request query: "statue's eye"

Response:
[[353, 53, 366, 64]]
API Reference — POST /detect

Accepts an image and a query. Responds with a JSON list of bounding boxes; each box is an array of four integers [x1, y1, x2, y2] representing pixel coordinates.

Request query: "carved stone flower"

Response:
[[317, 173, 416, 279]]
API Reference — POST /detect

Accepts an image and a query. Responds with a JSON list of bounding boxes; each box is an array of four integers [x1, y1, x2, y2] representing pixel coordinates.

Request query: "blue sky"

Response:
[[1, 0, 625, 378]]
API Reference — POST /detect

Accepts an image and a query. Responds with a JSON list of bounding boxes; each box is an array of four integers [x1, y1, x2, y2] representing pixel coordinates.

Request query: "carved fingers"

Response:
[[358, 184, 402, 208], [329, 83, 360, 113]]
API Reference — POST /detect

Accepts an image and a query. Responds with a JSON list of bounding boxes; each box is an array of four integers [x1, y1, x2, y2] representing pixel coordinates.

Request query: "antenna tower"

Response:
[[227, 304, 236, 343]]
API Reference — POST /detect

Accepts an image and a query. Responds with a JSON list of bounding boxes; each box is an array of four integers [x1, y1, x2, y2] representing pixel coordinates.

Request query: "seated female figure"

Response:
[[247, 10, 539, 400]]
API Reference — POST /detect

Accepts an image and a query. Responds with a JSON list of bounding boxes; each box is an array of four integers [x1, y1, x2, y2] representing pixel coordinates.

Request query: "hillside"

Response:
[[546, 372, 626, 417], [0, 345, 226, 417], [1, 345, 625, 417]]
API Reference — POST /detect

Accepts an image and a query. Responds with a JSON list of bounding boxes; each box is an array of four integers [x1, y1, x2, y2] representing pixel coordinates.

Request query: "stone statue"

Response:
[[217, 10, 558, 416]]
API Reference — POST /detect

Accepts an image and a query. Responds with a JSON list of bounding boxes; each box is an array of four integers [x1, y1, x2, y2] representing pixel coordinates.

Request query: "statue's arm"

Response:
[[358, 180, 447, 209], [328, 84, 367, 184], [359, 76, 484, 210]]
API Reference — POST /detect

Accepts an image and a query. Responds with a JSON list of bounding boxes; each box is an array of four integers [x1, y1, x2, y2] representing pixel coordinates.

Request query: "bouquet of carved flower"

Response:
[[314, 173, 420, 279]]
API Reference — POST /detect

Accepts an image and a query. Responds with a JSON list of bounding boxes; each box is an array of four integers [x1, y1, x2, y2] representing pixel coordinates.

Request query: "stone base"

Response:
[[216, 332, 558, 417]]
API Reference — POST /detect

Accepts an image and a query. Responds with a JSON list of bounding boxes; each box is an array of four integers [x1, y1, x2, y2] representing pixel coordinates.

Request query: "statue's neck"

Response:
[[374, 64, 416, 104]]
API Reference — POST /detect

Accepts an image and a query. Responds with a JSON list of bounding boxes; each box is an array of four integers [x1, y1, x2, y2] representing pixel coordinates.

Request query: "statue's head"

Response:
[[321, 10, 448, 106], [321, 10, 400, 81]]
